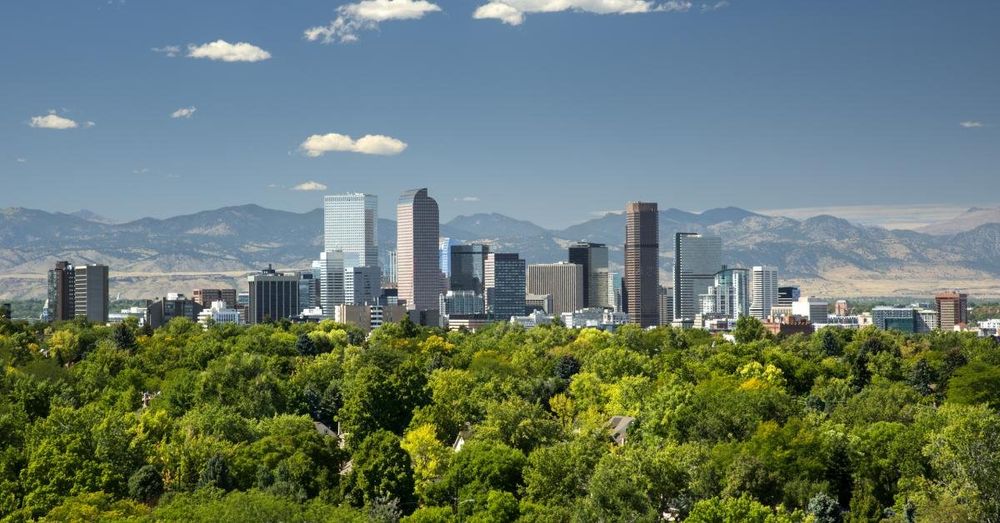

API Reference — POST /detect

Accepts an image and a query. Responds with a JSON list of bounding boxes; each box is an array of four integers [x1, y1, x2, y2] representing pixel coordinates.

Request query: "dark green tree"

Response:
[[128, 465, 164, 503]]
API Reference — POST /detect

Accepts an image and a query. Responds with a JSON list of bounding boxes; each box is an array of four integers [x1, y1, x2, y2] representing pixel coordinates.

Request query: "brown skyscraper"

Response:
[[397, 188, 441, 316], [47, 261, 75, 321], [935, 291, 968, 331], [624, 202, 659, 327]]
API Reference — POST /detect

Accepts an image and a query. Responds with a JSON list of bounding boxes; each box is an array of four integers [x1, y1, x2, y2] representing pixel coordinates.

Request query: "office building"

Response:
[[568, 242, 610, 308], [324, 193, 378, 267], [297, 273, 319, 313], [74, 264, 109, 323], [440, 290, 486, 316], [47, 261, 75, 321], [525, 293, 553, 314], [872, 306, 918, 332], [345, 265, 381, 306], [792, 296, 828, 324], [935, 291, 969, 331], [439, 237, 459, 279], [397, 188, 442, 315], [247, 265, 300, 324], [527, 262, 584, 316], [750, 266, 779, 320], [625, 202, 660, 327], [777, 286, 801, 307], [607, 271, 623, 312], [381, 250, 398, 285], [147, 293, 203, 329], [561, 308, 629, 329], [485, 253, 526, 320], [700, 267, 750, 320], [317, 251, 345, 317], [197, 300, 244, 328], [658, 286, 673, 326], [917, 309, 938, 333], [450, 244, 489, 294], [673, 233, 722, 323], [192, 288, 238, 309], [334, 304, 408, 334]]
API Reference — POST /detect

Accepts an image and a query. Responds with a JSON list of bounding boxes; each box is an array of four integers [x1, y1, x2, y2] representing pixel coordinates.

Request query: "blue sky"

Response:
[[1, 0, 997, 228]]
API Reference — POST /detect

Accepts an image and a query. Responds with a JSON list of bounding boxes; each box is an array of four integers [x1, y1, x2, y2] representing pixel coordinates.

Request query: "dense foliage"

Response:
[[0, 314, 998, 522]]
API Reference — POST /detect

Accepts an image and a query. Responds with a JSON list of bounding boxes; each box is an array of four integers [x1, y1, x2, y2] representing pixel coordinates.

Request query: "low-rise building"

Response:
[[197, 300, 244, 328]]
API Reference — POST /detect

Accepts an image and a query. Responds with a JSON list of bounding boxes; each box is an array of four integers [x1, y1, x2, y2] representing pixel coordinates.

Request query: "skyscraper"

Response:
[[439, 237, 458, 279], [935, 291, 969, 331], [750, 266, 779, 320], [527, 262, 584, 315], [485, 252, 526, 320], [673, 232, 722, 323], [317, 251, 345, 317], [450, 244, 489, 294], [625, 202, 660, 327], [74, 264, 109, 323], [568, 242, 610, 308], [47, 261, 75, 321], [397, 188, 441, 313], [324, 193, 378, 268], [324, 193, 380, 305], [700, 267, 750, 320], [247, 265, 300, 324]]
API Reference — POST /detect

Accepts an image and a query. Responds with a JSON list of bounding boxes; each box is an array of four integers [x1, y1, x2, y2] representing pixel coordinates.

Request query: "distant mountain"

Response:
[[69, 209, 117, 224], [917, 207, 1000, 235], [2, 204, 1000, 299]]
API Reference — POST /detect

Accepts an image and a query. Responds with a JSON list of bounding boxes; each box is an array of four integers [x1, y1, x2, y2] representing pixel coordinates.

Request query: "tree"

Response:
[[295, 333, 319, 357], [112, 321, 137, 351], [342, 430, 415, 510], [199, 454, 232, 490], [946, 362, 1000, 409], [807, 492, 842, 523], [733, 316, 769, 345], [128, 465, 164, 503]]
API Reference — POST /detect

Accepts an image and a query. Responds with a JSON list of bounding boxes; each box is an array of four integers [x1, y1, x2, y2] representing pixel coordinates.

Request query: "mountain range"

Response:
[[1, 205, 999, 300]]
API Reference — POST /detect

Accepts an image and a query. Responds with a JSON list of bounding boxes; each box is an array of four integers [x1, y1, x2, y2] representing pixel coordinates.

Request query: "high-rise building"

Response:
[[485, 253, 526, 320], [935, 291, 969, 331], [192, 288, 238, 309], [324, 193, 378, 268], [47, 261, 75, 321], [625, 202, 660, 327], [317, 251, 345, 317], [568, 242, 610, 308], [750, 266, 779, 320], [440, 290, 486, 316], [247, 265, 300, 324], [450, 244, 489, 294], [673, 232, 721, 323], [381, 250, 398, 286], [658, 286, 673, 326], [397, 188, 442, 314], [439, 237, 458, 280], [777, 286, 801, 307], [325, 193, 380, 305], [297, 273, 318, 313], [74, 264, 109, 323], [872, 306, 918, 332], [700, 267, 750, 320], [527, 262, 584, 316], [345, 265, 381, 305]]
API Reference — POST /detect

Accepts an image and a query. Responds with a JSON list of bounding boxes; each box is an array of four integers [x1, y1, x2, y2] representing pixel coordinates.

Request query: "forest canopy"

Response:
[[0, 315, 998, 522]]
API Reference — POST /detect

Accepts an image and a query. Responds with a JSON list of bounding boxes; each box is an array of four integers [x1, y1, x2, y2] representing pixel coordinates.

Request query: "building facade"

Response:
[[47, 261, 76, 321], [450, 244, 489, 294], [568, 242, 610, 309], [750, 266, 779, 320], [397, 188, 442, 315], [74, 264, 109, 323], [935, 291, 969, 331], [625, 202, 660, 327], [247, 266, 300, 324], [324, 193, 378, 268], [673, 232, 722, 323], [484, 252, 526, 320], [527, 262, 584, 316]]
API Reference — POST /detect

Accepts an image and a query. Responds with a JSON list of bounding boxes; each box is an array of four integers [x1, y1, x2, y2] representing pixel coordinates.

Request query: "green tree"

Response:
[[342, 430, 415, 510], [733, 316, 770, 345]]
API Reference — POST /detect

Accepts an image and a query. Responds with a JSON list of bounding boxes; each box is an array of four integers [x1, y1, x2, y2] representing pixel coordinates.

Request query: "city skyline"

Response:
[[2, 1, 998, 228]]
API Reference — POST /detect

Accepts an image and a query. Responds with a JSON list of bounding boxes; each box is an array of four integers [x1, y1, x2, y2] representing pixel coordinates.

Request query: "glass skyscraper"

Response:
[[673, 232, 722, 323]]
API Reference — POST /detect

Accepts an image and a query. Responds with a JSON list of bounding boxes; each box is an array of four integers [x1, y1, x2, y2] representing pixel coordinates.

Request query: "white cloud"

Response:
[[132, 168, 150, 175], [16, 158, 27, 163], [454, 196, 481, 202], [29, 112, 81, 130], [304, 0, 442, 44], [152, 45, 181, 57], [187, 40, 271, 62], [291, 181, 328, 191], [300, 132, 408, 157], [960, 121, 985, 128], [700, 0, 727, 12], [473, 0, 690, 25], [171, 106, 197, 119]]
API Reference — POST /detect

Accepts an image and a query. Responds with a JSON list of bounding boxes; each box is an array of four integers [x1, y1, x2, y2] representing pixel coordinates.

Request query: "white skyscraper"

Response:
[[750, 266, 778, 320], [324, 193, 380, 305]]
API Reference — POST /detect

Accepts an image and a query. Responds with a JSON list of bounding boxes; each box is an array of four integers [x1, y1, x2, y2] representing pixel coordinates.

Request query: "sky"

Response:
[[0, 0, 997, 229]]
